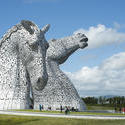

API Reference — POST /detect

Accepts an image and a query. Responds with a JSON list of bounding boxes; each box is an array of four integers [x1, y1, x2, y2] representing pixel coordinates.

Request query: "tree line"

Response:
[[82, 96, 125, 107]]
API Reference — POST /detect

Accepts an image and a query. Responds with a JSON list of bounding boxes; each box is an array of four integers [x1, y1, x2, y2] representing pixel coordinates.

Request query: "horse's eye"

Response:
[[75, 33, 81, 36], [76, 33, 85, 37], [29, 43, 38, 51]]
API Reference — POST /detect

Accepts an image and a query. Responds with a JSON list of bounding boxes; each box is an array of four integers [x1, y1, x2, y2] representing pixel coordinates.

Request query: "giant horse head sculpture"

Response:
[[47, 33, 88, 64], [33, 32, 88, 110], [19, 20, 49, 90], [0, 20, 49, 109]]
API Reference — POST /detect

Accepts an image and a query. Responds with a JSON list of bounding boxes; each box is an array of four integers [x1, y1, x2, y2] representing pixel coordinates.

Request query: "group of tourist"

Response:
[[39, 104, 77, 115]]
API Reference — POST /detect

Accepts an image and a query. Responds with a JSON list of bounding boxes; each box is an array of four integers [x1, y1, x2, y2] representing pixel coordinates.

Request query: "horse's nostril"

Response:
[[85, 38, 88, 42], [37, 77, 42, 83], [36, 76, 48, 91], [80, 37, 88, 43]]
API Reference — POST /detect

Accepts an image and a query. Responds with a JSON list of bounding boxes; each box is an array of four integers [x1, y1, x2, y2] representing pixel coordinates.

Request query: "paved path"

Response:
[[0, 110, 125, 120]]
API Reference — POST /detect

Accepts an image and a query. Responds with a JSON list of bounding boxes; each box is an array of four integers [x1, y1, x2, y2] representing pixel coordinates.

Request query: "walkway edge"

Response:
[[0, 111, 125, 120]]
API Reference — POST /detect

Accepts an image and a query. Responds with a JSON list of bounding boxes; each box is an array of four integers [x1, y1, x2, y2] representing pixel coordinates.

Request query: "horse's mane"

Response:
[[0, 25, 19, 47], [0, 20, 36, 48]]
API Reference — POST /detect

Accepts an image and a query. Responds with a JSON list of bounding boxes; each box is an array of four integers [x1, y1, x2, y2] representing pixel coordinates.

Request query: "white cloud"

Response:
[[74, 24, 125, 49], [64, 52, 125, 97]]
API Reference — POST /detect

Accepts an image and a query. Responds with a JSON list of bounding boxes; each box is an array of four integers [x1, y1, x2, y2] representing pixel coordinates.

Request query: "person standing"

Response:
[[39, 104, 42, 111], [60, 105, 63, 113]]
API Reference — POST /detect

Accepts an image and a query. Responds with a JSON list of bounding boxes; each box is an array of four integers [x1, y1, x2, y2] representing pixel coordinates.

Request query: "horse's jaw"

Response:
[[57, 46, 79, 64], [79, 42, 88, 49]]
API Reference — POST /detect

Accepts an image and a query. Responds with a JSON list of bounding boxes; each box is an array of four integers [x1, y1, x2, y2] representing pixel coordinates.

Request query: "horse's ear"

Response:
[[21, 20, 35, 35], [41, 24, 50, 34]]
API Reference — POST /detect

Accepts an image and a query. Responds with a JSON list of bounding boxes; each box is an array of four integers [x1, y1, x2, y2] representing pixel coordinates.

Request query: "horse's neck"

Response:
[[57, 47, 78, 64], [56, 39, 78, 64], [46, 59, 60, 75], [46, 55, 78, 95]]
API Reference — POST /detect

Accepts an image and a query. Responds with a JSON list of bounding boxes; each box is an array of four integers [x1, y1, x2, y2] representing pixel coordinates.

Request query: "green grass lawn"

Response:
[[87, 105, 114, 110], [0, 114, 125, 125], [10, 109, 60, 114], [71, 111, 125, 116]]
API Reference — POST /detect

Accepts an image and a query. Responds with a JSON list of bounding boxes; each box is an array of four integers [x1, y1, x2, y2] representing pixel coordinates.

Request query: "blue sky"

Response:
[[0, 0, 125, 97]]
